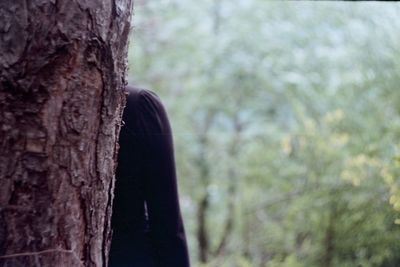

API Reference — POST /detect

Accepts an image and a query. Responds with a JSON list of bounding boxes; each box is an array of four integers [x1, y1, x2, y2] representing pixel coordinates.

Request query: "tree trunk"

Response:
[[194, 110, 215, 264], [321, 206, 336, 267], [0, 1, 133, 266]]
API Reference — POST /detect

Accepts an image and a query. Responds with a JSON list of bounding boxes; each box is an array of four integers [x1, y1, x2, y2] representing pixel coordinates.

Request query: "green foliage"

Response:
[[129, 1, 400, 266]]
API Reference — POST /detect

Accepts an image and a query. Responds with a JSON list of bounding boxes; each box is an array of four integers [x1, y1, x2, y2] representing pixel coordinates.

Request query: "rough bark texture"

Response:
[[0, 0, 133, 266]]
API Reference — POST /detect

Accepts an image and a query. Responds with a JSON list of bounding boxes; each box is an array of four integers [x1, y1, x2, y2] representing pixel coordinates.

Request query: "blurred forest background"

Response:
[[127, 1, 400, 266]]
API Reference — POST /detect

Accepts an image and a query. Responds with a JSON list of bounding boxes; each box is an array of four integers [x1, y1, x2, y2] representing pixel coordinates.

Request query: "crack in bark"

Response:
[[0, 248, 84, 266], [0, 248, 84, 267]]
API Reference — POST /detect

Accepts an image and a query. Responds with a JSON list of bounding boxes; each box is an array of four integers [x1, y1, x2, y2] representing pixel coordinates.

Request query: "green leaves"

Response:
[[129, 1, 400, 266]]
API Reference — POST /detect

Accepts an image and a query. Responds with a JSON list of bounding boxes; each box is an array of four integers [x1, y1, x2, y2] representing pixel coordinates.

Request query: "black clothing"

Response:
[[109, 87, 190, 267]]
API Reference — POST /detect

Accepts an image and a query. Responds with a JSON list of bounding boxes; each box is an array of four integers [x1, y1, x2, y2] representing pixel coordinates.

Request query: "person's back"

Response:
[[109, 86, 190, 267]]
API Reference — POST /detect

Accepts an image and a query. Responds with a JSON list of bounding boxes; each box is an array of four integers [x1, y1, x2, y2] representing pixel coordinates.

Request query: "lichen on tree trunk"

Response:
[[0, 0, 133, 266]]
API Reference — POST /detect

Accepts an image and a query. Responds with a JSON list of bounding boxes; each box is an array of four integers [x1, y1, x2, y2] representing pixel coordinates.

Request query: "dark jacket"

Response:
[[109, 87, 190, 267]]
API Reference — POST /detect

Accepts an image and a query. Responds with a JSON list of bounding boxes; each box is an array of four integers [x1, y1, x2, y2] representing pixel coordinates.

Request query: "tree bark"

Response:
[[0, 1, 133, 266]]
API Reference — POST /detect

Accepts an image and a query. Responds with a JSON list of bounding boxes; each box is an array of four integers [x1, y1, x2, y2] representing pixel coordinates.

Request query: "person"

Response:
[[109, 86, 190, 267]]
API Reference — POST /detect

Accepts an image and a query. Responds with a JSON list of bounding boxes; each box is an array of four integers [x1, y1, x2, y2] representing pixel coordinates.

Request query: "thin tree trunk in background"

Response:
[[0, 1, 132, 266], [196, 135, 211, 264], [322, 205, 336, 267], [194, 110, 215, 264], [213, 115, 242, 257], [197, 192, 210, 263]]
